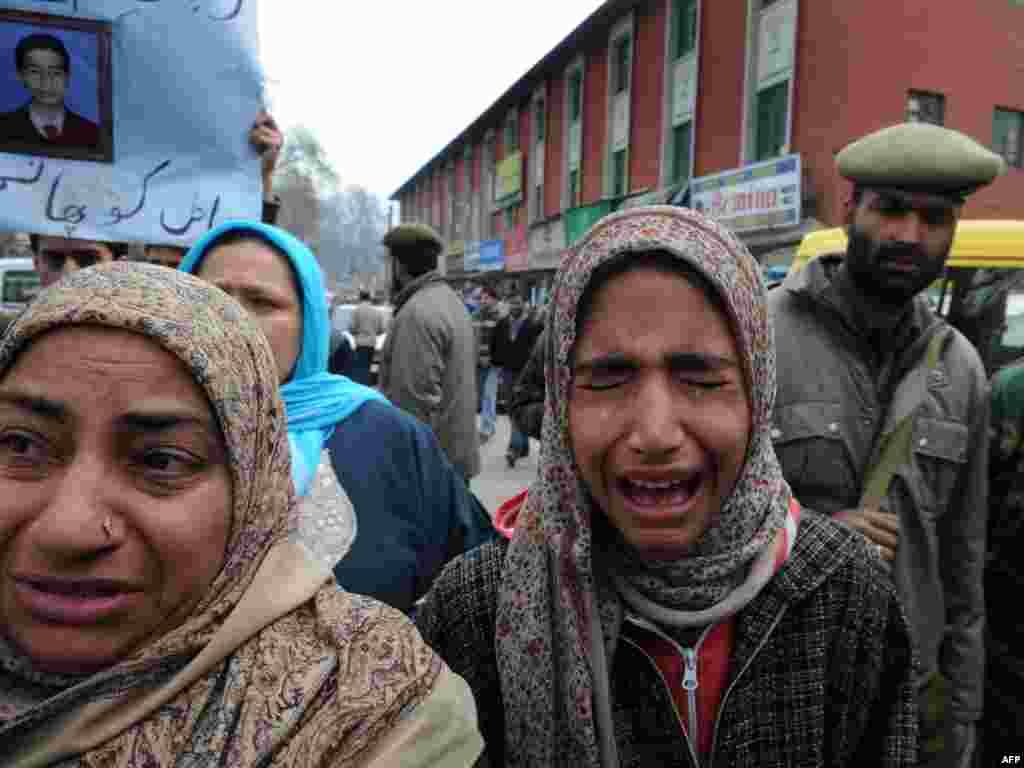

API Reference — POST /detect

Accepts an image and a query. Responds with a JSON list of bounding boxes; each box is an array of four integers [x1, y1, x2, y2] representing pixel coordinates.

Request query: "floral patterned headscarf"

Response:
[[496, 206, 792, 766], [0, 263, 439, 767]]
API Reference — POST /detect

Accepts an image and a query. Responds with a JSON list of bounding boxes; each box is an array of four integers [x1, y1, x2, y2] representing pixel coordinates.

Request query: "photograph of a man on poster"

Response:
[[0, 12, 112, 163]]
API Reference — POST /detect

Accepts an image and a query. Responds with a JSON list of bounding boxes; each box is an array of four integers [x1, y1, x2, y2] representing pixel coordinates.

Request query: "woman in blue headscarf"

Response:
[[181, 222, 496, 613]]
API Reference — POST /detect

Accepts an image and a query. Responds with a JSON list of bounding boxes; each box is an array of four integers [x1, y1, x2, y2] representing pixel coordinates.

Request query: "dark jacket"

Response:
[[984, 359, 1024, 743], [328, 400, 497, 614], [0, 104, 99, 148], [417, 511, 917, 768], [769, 257, 988, 729], [510, 326, 547, 440], [489, 313, 541, 372]]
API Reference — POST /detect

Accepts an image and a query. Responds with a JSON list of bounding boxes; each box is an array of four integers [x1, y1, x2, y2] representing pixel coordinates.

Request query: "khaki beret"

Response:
[[381, 223, 445, 252], [837, 122, 1006, 201]]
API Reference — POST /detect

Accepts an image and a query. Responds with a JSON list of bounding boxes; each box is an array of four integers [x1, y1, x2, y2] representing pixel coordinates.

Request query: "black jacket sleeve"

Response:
[[510, 326, 547, 440]]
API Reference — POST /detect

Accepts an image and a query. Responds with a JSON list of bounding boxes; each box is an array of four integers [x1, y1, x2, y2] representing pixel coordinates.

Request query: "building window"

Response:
[[506, 113, 519, 153], [614, 36, 631, 94], [673, 0, 698, 60], [564, 59, 585, 212], [535, 99, 546, 143], [755, 81, 788, 161], [671, 121, 692, 184], [906, 90, 944, 126], [612, 149, 627, 197], [569, 70, 583, 122], [993, 108, 1023, 168]]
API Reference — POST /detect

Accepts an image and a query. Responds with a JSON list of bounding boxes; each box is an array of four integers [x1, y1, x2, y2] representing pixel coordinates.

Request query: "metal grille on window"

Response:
[[673, 122, 692, 184], [615, 38, 631, 93], [755, 82, 788, 161], [906, 91, 945, 126], [613, 149, 627, 197], [675, 0, 697, 59], [994, 108, 1022, 168]]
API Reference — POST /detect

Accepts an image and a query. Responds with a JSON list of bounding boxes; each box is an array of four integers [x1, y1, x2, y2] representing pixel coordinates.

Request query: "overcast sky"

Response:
[[257, 1, 606, 206]]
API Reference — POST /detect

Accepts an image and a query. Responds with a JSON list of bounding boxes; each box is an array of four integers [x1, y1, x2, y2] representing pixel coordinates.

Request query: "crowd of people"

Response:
[[0, 109, 1021, 767]]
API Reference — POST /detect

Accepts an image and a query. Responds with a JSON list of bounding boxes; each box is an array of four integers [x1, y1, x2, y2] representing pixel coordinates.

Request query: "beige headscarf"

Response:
[[0, 263, 477, 767]]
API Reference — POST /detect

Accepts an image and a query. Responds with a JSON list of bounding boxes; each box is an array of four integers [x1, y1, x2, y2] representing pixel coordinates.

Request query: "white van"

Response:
[[0, 257, 40, 332]]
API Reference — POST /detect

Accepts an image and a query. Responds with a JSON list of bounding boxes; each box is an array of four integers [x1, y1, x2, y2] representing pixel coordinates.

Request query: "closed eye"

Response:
[[575, 359, 635, 390]]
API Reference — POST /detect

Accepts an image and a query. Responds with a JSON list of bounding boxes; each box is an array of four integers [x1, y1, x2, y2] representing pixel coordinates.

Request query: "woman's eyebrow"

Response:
[[574, 353, 634, 372], [0, 391, 69, 422], [117, 404, 216, 433], [577, 351, 738, 372]]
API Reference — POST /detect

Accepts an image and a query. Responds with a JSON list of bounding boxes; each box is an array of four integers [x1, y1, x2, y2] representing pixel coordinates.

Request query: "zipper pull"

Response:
[[683, 648, 698, 691]]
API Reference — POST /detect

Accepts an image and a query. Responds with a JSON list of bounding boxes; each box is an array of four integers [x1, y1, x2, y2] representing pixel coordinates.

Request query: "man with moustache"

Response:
[[769, 123, 1005, 768]]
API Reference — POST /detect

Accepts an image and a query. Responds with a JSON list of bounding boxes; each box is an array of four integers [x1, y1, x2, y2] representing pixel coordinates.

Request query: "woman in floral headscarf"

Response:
[[417, 206, 916, 767], [0, 263, 481, 766]]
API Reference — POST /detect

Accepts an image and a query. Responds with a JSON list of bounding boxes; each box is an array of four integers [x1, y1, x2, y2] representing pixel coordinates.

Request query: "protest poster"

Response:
[[0, 0, 263, 245]]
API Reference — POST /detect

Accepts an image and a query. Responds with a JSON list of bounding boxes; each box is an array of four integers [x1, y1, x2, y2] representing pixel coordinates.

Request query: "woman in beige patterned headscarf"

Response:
[[0, 263, 481, 767]]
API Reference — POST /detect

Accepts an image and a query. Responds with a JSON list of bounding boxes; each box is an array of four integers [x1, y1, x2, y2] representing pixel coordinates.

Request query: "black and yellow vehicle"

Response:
[[790, 220, 1024, 374]]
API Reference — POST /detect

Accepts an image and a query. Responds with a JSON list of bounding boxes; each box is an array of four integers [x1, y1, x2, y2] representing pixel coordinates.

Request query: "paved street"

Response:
[[470, 413, 540, 519]]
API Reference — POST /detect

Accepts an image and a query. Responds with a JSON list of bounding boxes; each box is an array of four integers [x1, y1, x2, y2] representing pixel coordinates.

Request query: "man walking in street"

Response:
[[490, 291, 542, 468], [379, 223, 480, 482], [475, 285, 504, 444], [769, 122, 1004, 768], [349, 289, 385, 385]]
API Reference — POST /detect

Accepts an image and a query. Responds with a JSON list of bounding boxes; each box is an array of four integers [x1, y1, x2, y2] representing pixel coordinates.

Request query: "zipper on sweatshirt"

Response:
[[682, 646, 699, 754], [708, 607, 787, 768], [620, 634, 700, 768], [624, 615, 714, 767]]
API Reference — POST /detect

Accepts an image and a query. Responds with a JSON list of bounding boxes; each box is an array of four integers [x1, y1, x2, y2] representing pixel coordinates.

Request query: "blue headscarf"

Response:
[[180, 221, 386, 496]]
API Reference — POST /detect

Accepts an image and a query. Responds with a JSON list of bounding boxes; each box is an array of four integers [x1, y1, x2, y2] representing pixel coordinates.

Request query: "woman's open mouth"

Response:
[[14, 577, 142, 625], [618, 472, 704, 517]]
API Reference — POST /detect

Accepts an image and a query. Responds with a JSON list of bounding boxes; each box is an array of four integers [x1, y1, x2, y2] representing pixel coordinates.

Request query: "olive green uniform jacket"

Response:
[[768, 256, 989, 730], [380, 272, 481, 479]]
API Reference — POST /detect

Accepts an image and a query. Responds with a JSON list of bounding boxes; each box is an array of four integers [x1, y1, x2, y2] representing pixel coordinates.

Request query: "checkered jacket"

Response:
[[416, 510, 918, 767]]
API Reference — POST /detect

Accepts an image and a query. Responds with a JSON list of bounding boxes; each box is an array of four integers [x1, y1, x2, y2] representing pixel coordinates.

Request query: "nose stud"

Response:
[[102, 516, 114, 540]]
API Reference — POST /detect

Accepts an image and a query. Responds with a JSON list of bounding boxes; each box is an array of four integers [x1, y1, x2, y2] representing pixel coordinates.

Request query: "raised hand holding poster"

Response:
[[0, 0, 262, 244]]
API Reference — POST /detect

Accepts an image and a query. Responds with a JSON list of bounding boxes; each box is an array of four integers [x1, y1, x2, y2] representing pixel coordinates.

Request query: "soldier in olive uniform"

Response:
[[769, 123, 1005, 767]]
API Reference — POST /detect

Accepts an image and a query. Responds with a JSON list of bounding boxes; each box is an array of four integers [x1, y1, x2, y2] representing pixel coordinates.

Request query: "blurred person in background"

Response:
[[475, 284, 503, 444], [379, 223, 480, 483], [349, 289, 385, 385], [490, 291, 542, 468]]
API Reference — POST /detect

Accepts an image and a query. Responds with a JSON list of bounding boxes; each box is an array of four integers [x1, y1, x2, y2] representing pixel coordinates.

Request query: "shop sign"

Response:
[[495, 151, 523, 208], [690, 155, 801, 233], [477, 239, 505, 272]]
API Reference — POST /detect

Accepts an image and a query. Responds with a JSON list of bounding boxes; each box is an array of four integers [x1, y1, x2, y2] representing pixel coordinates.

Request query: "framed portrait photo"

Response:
[[0, 9, 112, 163]]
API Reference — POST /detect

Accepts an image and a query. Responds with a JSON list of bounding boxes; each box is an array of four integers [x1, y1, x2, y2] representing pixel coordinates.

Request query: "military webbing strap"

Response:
[[860, 328, 950, 510]]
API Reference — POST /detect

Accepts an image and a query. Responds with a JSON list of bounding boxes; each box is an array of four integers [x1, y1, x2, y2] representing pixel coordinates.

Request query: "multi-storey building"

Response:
[[391, 0, 1024, 298]]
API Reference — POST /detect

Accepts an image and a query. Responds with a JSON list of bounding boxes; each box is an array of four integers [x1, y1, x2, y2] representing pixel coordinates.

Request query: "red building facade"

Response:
[[393, 0, 1024, 288]]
